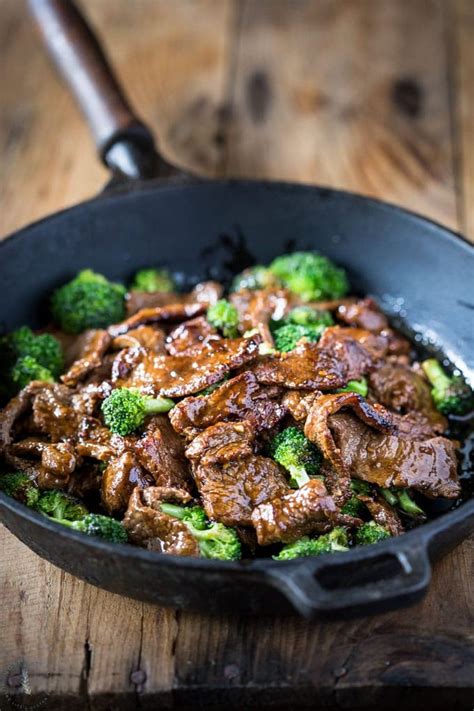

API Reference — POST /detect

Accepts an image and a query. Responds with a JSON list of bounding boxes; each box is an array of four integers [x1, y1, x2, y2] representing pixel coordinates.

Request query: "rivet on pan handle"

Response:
[[28, 0, 179, 180], [267, 541, 431, 619]]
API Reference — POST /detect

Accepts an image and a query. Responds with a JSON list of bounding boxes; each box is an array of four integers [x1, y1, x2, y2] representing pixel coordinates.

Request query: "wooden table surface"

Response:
[[1, 1, 473, 708]]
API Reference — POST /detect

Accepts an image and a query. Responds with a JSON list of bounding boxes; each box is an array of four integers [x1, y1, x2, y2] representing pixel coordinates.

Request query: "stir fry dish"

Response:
[[0, 253, 472, 562]]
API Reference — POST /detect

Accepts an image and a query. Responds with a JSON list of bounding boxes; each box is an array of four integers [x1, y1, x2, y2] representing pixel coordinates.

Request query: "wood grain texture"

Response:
[[0, 0, 473, 708], [453, 0, 474, 241]]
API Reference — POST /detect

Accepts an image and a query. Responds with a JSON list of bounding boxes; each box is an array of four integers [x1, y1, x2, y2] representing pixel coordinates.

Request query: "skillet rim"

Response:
[[1, 490, 473, 572], [0, 178, 473, 573], [1, 177, 473, 254]]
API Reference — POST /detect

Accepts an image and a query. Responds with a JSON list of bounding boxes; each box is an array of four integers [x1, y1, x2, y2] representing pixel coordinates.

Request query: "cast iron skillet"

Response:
[[0, 0, 472, 619]]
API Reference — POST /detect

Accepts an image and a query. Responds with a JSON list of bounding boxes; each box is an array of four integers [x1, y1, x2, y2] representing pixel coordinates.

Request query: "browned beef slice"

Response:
[[165, 317, 220, 356], [102, 451, 153, 514], [0, 381, 50, 446], [358, 494, 404, 536], [252, 342, 348, 390], [126, 281, 223, 316], [124, 487, 200, 555], [329, 413, 460, 499], [230, 287, 292, 343], [169, 372, 286, 439], [134, 415, 193, 491], [74, 417, 121, 461], [112, 325, 167, 354], [31, 383, 79, 441], [318, 326, 388, 366], [109, 302, 207, 337], [193, 456, 289, 527], [251, 479, 345, 545], [112, 335, 262, 397], [304, 391, 395, 473], [369, 364, 447, 435], [185, 421, 255, 466], [337, 297, 388, 332], [61, 330, 111, 387], [5, 438, 76, 489], [281, 390, 321, 423]]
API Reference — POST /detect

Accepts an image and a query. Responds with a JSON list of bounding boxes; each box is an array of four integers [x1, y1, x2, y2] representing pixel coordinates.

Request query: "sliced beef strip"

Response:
[[358, 494, 404, 536], [102, 451, 153, 514], [251, 479, 353, 546], [125, 281, 223, 316], [109, 302, 207, 337], [31, 383, 79, 441], [134, 415, 193, 491], [112, 335, 262, 398], [281, 390, 321, 423], [61, 329, 111, 387], [124, 486, 200, 556], [369, 364, 447, 436], [252, 342, 348, 391], [165, 317, 220, 356], [304, 392, 395, 474], [193, 455, 289, 527], [318, 325, 388, 364], [337, 297, 388, 332], [4, 438, 76, 490], [0, 381, 51, 447], [75, 417, 120, 462], [169, 371, 286, 439], [230, 287, 292, 343], [329, 412, 460, 499], [112, 325, 167, 354], [185, 421, 255, 466]]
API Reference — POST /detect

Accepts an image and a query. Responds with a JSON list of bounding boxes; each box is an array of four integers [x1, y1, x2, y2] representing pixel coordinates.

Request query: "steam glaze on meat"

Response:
[[0, 257, 468, 561]]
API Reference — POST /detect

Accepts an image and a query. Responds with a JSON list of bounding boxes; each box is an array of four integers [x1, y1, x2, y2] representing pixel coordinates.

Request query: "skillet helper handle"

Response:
[[28, 0, 174, 179], [268, 542, 431, 619]]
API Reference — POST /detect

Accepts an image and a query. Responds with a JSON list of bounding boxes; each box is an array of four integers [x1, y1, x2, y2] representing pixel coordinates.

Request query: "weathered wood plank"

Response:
[[0, 0, 234, 238], [453, 0, 474, 241], [1, 0, 473, 706], [224, 0, 458, 230]]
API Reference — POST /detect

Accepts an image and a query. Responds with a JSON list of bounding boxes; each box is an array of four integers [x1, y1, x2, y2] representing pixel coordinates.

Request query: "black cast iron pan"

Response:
[[0, 0, 473, 619]]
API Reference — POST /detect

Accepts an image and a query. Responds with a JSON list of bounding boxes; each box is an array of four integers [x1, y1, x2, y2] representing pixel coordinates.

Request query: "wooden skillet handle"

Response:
[[28, 0, 176, 179]]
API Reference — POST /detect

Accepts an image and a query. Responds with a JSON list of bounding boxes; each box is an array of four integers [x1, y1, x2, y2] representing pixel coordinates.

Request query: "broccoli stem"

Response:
[[422, 359, 449, 388], [397, 490, 425, 517], [339, 378, 368, 397], [288, 466, 310, 489], [380, 488, 398, 506], [143, 396, 175, 414], [160, 502, 186, 520]]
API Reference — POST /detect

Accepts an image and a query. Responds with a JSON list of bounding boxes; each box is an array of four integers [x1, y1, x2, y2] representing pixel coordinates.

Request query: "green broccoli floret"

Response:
[[339, 378, 368, 397], [381, 487, 425, 517], [284, 306, 334, 329], [273, 323, 321, 352], [130, 268, 175, 293], [51, 269, 126, 333], [59, 514, 128, 543], [341, 495, 366, 518], [3, 326, 63, 377], [207, 299, 239, 338], [11, 356, 55, 389], [350, 479, 371, 496], [161, 503, 241, 560], [273, 527, 349, 560], [101, 388, 175, 435], [231, 266, 277, 292], [269, 252, 349, 302], [422, 359, 474, 416], [269, 426, 322, 488], [36, 490, 88, 522], [341, 479, 371, 517], [355, 521, 391, 546], [0, 472, 40, 507]]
